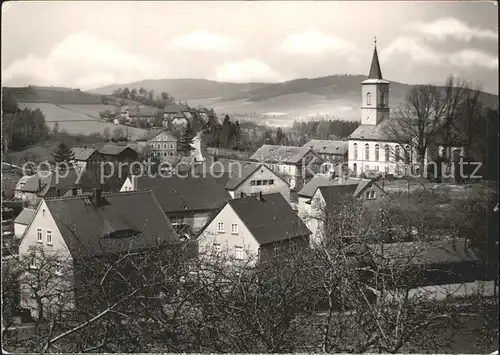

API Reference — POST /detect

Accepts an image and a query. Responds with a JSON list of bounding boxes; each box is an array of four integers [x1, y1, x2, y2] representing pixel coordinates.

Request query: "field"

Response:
[[6, 86, 103, 105], [17, 102, 147, 140]]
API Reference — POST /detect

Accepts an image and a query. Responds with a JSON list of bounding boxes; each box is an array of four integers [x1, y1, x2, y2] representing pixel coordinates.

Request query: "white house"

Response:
[[137, 129, 178, 160], [250, 145, 324, 190], [198, 192, 311, 263], [224, 162, 291, 203]]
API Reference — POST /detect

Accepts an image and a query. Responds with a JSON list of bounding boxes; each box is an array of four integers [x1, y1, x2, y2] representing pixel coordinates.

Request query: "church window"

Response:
[[385, 145, 390, 161], [375, 144, 380, 161], [380, 92, 385, 107], [366, 93, 372, 106], [365, 144, 370, 160], [395, 146, 401, 162], [353, 143, 358, 160]]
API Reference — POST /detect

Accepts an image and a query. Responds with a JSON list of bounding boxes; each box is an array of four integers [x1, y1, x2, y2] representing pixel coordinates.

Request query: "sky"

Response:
[[2, 1, 498, 93]]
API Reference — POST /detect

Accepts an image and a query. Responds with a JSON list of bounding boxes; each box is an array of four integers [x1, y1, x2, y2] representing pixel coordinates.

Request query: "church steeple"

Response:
[[368, 37, 383, 80]]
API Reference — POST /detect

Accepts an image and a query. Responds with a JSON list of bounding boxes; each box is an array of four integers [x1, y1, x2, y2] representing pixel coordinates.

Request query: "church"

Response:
[[347, 40, 465, 178], [347, 40, 414, 177]]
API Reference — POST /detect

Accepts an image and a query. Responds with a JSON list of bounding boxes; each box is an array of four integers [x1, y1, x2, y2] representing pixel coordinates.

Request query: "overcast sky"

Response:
[[2, 1, 498, 93]]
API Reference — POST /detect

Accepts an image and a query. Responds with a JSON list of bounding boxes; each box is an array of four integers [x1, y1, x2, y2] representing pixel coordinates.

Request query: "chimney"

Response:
[[257, 191, 264, 202], [92, 188, 102, 206]]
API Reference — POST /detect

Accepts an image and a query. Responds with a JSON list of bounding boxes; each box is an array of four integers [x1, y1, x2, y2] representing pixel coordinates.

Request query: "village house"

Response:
[[302, 140, 348, 165], [348, 41, 465, 178], [224, 161, 291, 203], [14, 170, 83, 207], [137, 129, 178, 160], [121, 105, 160, 124], [120, 175, 231, 234], [13, 208, 35, 239], [250, 145, 324, 190], [70, 147, 103, 172], [17, 189, 178, 320], [163, 103, 191, 128], [98, 144, 139, 163], [197, 192, 311, 263]]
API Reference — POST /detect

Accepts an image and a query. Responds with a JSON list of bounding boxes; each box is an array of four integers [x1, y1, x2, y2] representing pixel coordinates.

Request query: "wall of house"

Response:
[[259, 236, 310, 260], [198, 204, 260, 262], [18, 200, 74, 319], [14, 223, 27, 239], [233, 167, 291, 203], [167, 211, 212, 235]]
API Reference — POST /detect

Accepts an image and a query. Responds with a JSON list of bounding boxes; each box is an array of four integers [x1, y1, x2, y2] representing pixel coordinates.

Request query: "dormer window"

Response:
[[366, 93, 372, 106]]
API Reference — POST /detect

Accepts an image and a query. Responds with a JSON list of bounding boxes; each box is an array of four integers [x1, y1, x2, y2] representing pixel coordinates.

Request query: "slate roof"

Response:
[[14, 208, 36, 225], [298, 175, 370, 198], [43, 190, 178, 257], [16, 173, 52, 193], [368, 45, 383, 80], [71, 148, 98, 161], [139, 129, 177, 141], [99, 145, 137, 156], [224, 162, 261, 190], [226, 193, 311, 245], [302, 140, 348, 156], [134, 175, 231, 213], [250, 145, 316, 164], [318, 185, 359, 211], [368, 239, 479, 268]]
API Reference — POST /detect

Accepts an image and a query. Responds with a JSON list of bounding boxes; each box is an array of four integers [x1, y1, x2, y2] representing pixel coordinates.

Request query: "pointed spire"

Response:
[[368, 37, 383, 80]]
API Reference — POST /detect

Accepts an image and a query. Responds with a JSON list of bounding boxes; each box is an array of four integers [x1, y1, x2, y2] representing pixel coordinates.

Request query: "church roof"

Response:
[[368, 44, 383, 80]]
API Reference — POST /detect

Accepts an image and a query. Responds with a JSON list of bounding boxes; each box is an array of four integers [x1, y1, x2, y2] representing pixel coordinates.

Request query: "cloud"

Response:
[[214, 59, 282, 82], [406, 17, 498, 42], [449, 49, 498, 70], [382, 36, 497, 71], [3, 32, 158, 89], [381, 36, 442, 64], [280, 28, 355, 55], [169, 30, 239, 52]]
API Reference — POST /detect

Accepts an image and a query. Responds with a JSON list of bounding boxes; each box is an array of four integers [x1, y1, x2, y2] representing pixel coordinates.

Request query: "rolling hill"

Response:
[[88, 76, 498, 120]]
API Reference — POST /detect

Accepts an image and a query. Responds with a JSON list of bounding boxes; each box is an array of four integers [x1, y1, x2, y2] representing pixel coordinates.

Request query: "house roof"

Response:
[[128, 106, 159, 117], [226, 193, 311, 245], [16, 173, 52, 193], [318, 185, 359, 211], [99, 145, 137, 156], [164, 103, 189, 114], [224, 162, 261, 190], [298, 175, 370, 198], [43, 190, 178, 257], [368, 239, 479, 268], [139, 128, 177, 141], [250, 145, 317, 164], [348, 120, 396, 142], [71, 148, 98, 161], [368, 44, 383, 80], [40, 169, 83, 197], [302, 140, 348, 156], [134, 175, 231, 213], [14, 208, 36, 225]]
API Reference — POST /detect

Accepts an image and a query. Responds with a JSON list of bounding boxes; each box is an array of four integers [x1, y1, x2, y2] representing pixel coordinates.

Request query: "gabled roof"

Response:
[[368, 239, 479, 268], [16, 173, 52, 193], [250, 145, 318, 164], [226, 193, 311, 245], [14, 208, 36, 226], [71, 147, 98, 161], [139, 128, 177, 141], [318, 185, 359, 211], [348, 120, 397, 142], [302, 140, 348, 155], [224, 162, 263, 190], [43, 190, 178, 257], [299, 175, 370, 198], [99, 145, 137, 156], [133, 175, 231, 213]]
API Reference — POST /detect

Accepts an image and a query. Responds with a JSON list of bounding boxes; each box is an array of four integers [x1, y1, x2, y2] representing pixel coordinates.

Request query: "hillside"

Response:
[[4, 86, 104, 105], [89, 76, 498, 119]]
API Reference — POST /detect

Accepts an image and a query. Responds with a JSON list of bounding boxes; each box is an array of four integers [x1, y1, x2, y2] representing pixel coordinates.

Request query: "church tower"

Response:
[[361, 38, 390, 126]]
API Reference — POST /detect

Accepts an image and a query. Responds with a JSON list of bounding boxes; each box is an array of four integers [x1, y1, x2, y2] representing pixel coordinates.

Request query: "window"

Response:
[[375, 144, 380, 161], [163, 152, 167, 156], [366, 92, 372, 106], [380, 92, 385, 107], [169, 152, 174, 156], [365, 165, 369, 171], [55, 261, 63, 276], [216, 222, 224, 233], [385, 145, 390, 161], [353, 143, 358, 160], [375, 165, 379, 172], [156, 144, 161, 149], [213, 243, 221, 254], [250, 180, 256, 186], [37, 228, 42, 243], [385, 166, 390, 173], [231, 223, 238, 234], [273, 244, 279, 256], [269, 179, 274, 185], [288, 166, 292, 174], [395, 146, 401, 162], [366, 190, 376, 200], [163, 144, 167, 149], [169, 144, 174, 149], [262, 180, 268, 185], [46, 230, 52, 245], [150, 144, 154, 148], [235, 246, 244, 260], [256, 180, 262, 186], [30, 253, 38, 269], [365, 144, 370, 160], [42, 209, 46, 217]]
